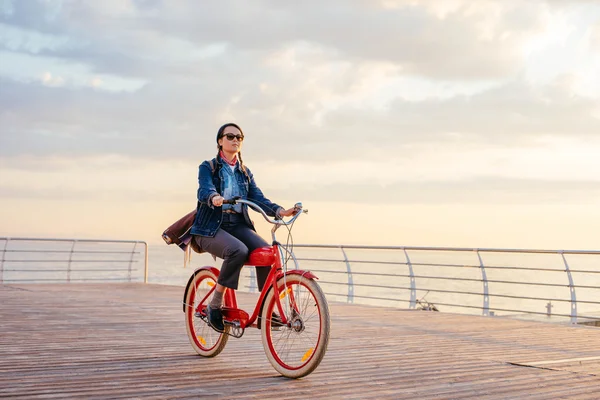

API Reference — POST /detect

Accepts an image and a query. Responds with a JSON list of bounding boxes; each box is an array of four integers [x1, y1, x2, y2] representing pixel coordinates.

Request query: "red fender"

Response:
[[196, 266, 220, 276], [182, 266, 220, 312], [278, 269, 318, 280]]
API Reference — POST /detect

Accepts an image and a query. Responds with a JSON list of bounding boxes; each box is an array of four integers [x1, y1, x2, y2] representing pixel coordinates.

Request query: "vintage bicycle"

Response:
[[182, 198, 330, 378]]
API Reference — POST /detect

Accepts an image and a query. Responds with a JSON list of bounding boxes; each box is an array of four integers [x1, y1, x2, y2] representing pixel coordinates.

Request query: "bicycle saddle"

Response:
[[246, 246, 276, 266]]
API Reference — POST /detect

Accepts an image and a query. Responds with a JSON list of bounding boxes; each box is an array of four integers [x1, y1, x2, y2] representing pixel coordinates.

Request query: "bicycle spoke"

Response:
[[261, 274, 330, 378], [185, 270, 229, 357], [269, 281, 320, 366]]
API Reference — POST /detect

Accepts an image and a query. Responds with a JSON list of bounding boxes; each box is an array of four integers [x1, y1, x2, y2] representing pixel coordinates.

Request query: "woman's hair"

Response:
[[215, 122, 247, 175]]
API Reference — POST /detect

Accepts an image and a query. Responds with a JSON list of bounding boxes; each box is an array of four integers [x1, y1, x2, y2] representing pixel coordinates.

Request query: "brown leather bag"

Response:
[[162, 210, 198, 248]]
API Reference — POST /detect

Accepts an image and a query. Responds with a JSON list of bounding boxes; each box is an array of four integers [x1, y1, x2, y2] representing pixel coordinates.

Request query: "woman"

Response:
[[190, 123, 298, 332]]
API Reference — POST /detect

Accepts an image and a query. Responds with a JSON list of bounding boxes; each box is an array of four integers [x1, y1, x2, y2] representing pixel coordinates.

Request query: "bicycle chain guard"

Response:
[[195, 309, 246, 339], [222, 307, 249, 339]]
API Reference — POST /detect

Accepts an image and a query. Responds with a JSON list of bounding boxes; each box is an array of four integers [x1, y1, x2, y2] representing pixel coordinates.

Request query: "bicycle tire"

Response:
[[261, 274, 330, 378], [184, 269, 229, 357]]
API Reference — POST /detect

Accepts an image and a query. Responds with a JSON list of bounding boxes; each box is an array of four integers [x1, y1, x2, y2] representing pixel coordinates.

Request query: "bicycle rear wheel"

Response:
[[184, 269, 229, 357], [261, 274, 330, 378]]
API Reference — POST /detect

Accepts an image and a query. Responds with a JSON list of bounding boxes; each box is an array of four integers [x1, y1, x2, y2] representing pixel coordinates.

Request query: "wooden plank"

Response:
[[0, 283, 599, 399]]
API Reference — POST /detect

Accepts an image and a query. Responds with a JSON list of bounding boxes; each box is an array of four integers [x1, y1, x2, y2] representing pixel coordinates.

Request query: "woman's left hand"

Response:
[[278, 207, 299, 218]]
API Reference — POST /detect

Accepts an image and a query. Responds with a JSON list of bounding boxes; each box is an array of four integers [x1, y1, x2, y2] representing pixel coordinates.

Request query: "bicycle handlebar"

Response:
[[223, 197, 306, 226]]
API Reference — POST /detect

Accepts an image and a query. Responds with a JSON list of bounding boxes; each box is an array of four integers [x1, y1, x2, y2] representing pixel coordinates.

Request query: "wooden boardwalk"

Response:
[[1, 283, 599, 399]]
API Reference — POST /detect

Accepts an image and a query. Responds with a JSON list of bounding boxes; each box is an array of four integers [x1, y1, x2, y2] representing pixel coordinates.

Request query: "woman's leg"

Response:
[[193, 230, 249, 291], [193, 230, 248, 332], [225, 224, 282, 328], [225, 224, 270, 291]]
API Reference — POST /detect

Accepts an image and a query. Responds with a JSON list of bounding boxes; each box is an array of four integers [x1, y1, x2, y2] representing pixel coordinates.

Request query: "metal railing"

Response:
[[0, 237, 149, 284], [292, 244, 600, 324]]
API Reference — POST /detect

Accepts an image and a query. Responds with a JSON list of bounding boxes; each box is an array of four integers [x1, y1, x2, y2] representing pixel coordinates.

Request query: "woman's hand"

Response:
[[212, 195, 224, 207], [277, 207, 299, 218]]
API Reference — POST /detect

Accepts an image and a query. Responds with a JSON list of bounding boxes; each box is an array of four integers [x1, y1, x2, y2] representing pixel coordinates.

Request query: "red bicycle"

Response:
[[183, 199, 330, 378]]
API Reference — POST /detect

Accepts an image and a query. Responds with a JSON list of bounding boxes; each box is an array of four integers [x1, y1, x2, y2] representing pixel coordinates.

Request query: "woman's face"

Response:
[[218, 125, 244, 153]]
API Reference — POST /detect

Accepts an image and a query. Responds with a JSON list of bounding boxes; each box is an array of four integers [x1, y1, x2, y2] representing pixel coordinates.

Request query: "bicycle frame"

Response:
[[183, 198, 330, 378], [189, 246, 317, 328], [183, 198, 316, 328]]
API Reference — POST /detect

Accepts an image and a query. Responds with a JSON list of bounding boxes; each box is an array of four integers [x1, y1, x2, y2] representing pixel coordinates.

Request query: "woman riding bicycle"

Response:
[[190, 122, 298, 333]]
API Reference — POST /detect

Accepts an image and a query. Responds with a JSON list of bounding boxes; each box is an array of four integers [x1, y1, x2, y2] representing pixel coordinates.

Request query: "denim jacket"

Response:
[[190, 157, 282, 237]]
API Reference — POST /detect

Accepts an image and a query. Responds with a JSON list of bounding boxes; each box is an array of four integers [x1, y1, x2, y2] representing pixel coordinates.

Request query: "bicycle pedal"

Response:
[[223, 321, 244, 338]]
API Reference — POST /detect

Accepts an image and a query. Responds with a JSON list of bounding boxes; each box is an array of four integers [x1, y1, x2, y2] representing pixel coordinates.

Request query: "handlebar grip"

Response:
[[222, 196, 241, 205]]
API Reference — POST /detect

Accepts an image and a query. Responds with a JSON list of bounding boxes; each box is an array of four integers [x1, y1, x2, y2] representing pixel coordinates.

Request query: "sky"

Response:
[[1, 0, 600, 250]]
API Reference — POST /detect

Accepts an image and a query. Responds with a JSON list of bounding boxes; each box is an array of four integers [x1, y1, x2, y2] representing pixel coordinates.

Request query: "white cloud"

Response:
[[0, 154, 197, 201], [0, 0, 550, 80], [0, 50, 147, 91], [3, 132, 600, 204], [0, 22, 74, 53], [251, 136, 600, 187], [41, 71, 64, 87], [89, 76, 102, 88], [1, 0, 600, 246]]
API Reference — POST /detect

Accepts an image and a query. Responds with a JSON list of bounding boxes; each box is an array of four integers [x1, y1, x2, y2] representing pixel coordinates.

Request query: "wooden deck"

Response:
[[1, 283, 599, 399]]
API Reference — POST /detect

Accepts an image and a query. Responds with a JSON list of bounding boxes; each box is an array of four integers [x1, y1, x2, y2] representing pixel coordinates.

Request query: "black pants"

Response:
[[193, 213, 270, 291]]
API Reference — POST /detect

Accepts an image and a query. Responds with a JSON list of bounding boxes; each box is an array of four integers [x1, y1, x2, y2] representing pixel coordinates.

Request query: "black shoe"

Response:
[[271, 313, 283, 327], [269, 313, 284, 331], [257, 313, 285, 331], [206, 304, 225, 333], [258, 312, 283, 330]]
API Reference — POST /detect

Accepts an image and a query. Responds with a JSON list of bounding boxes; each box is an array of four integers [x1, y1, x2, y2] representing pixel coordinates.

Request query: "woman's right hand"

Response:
[[212, 195, 224, 207]]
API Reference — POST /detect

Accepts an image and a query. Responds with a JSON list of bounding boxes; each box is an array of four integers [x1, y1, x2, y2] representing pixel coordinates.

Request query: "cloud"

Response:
[[293, 178, 600, 205], [0, 154, 198, 202], [0, 77, 223, 157], [590, 20, 600, 50], [323, 77, 600, 144], [3, 130, 600, 206], [41, 71, 64, 87], [2, 70, 599, 163], [2, 0, 600, 248], [1, 2, 598, 168], [0, 0, 556, 81], [2, 158, 599, 206]]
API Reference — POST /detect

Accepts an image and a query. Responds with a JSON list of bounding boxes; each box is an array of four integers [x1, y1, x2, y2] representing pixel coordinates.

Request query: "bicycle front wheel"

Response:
[[261, 274, 330, 378], [184, 269, 229, 357]]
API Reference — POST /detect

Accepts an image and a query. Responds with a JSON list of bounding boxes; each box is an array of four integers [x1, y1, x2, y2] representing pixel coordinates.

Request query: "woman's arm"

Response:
[[245, 167, 282, 217], [197, 162, 219, 206]]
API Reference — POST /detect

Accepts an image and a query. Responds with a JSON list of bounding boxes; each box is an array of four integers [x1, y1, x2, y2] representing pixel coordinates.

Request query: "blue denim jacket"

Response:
[[190, 157, 282, 237]]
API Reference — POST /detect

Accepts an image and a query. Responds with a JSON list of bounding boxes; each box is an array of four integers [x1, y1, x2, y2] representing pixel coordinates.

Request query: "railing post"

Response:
[[0, 238, 8, 284], [560, 252, 577, 324], [144, 242, 149, 284], [403, 249, 417, 309], [340, 246, 354, 303], [476, 250, 490, 316], [249, 269, 257, 292], [67, 240, 76, 283], [128, 243, 137, 283]]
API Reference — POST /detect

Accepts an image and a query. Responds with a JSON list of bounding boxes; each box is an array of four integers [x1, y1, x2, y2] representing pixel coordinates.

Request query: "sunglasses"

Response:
[[222, 133, 244, 141]]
